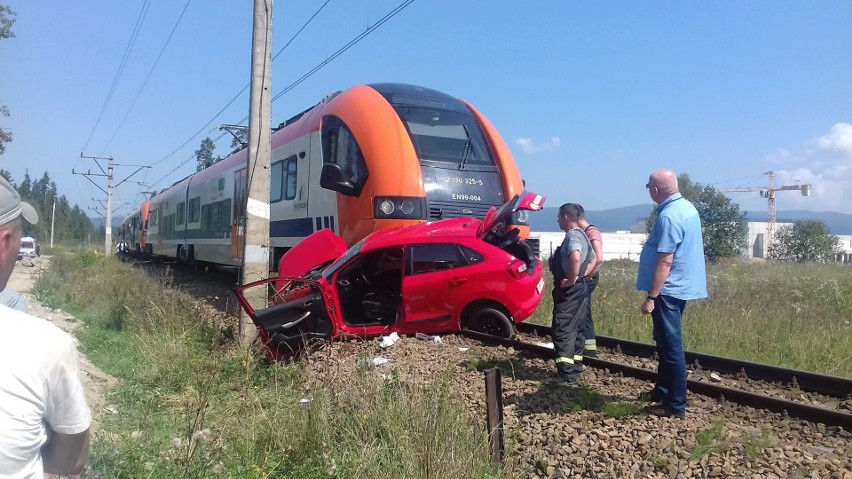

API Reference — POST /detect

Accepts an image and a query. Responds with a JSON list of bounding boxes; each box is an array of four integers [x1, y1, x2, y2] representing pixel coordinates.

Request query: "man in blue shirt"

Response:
[[637, 169, 707, 418]]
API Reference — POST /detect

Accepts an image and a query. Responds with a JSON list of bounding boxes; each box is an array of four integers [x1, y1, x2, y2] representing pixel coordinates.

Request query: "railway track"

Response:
[[462, 323, 852, 429], [118, 258, 851, 476]]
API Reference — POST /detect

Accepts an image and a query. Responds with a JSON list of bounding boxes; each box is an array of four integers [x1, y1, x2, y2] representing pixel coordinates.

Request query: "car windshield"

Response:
[[20, 240, 34, 249], [322, 237, 366, 280]]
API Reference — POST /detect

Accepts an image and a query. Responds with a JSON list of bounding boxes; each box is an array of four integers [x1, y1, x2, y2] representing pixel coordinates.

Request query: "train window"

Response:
[[392, 106, 496, 170], [218, 178, 225, 191], [322, 116, 368, 195], [149, 210, 158, 226], [188, 197, 201, 224], [271, 161, 283, 202], [284, 155, 297, 200], [201, 205, 210, 231], [176, 202, 185, 226], [408, 244, 467, 275]]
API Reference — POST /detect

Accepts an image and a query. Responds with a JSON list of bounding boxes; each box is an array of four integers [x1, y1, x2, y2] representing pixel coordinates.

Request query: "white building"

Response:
[[532, 231, 646, 261], [532, 224, 852, 263]]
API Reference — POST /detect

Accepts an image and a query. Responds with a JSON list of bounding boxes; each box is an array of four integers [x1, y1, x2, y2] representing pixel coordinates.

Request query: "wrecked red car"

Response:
[[235, 192, 546, 361]]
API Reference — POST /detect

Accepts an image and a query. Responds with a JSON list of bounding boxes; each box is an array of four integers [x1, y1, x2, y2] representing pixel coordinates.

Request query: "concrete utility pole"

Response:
[[50, 198, 55, 248], [75, 155, 149, 256], [240, 0, 273, 345]]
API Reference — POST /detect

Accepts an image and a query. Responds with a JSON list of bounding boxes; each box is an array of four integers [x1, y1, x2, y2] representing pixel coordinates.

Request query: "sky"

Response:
[[1, 1, 851, 222]]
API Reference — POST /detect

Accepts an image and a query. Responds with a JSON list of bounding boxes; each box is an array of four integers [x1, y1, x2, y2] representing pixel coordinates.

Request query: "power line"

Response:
[[147, 0, 332, 169], [231, 0, 414, 127], [271, 0, 414, 104], [81, 0, 152, 153], [147, 0, 415, 190], [99, 0, 192, 156]]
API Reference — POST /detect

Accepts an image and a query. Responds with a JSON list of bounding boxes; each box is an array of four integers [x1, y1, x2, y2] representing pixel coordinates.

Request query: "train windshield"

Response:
[[392, 105, 496, 170]]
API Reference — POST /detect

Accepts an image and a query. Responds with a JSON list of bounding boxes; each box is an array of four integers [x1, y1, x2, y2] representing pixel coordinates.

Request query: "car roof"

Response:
[[359, 218, 482, 252]]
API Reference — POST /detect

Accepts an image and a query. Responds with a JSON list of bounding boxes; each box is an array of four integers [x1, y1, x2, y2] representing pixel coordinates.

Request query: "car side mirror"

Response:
[[320, 163, 356, 196]]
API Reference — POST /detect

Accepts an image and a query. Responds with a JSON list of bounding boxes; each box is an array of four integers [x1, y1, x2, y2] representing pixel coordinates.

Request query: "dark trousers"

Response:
[[651, 294, 688, 415], [580, 273, 599, 357], [551, 281, 588, 377]]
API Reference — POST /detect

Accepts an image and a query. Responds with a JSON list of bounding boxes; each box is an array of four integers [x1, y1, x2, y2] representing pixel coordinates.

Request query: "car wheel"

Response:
[[467, 306, 516, 339]]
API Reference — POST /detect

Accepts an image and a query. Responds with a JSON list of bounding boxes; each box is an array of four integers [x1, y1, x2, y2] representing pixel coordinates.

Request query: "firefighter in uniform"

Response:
[[549, 203, 596, 384]]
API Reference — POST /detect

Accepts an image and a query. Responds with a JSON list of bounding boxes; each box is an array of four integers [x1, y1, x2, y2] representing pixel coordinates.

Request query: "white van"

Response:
[[18, 236, 39, 260]]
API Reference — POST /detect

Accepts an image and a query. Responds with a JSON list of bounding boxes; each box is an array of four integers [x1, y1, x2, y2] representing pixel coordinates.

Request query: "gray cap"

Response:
[[0, 176, 38, 226]]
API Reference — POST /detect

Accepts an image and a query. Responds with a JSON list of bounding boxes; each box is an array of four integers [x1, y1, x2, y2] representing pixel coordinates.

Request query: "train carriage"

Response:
[[144, 83, 531, 269], [119, 201, 150, 256]]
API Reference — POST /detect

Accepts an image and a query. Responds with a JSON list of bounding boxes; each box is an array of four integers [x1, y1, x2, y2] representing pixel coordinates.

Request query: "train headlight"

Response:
[[380, 200, 395, 215], [374, 197, 426, 220]]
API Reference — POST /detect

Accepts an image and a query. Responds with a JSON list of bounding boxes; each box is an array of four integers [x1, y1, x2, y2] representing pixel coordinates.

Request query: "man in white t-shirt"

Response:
[[0, 176, 91, 478]]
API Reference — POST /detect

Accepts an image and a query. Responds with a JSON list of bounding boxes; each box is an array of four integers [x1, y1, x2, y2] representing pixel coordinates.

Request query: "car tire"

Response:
[[467, 306, 516, 339]]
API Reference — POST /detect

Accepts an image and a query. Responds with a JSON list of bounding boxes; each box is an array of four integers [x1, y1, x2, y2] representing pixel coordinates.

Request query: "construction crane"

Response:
[[718, 171, 811, 249]]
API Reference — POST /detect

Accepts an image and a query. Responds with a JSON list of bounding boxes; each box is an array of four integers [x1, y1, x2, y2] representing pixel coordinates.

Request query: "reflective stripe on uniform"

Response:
[[573, 355, 584, 362], [584, 344, 597, 351], [555, 357, 574, 365]]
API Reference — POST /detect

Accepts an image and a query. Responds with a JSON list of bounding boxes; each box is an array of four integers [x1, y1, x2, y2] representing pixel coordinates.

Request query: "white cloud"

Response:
[[815, 123, 852, 158], [514, 136, 561, 154], [767, 123, 852, 213]]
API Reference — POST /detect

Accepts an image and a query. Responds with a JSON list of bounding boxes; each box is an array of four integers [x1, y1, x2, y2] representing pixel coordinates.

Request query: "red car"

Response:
[[235, 192, 547, 361]]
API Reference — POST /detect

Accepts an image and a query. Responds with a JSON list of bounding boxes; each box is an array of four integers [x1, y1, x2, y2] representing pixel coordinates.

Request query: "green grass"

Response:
[[529, 258, 852, 377], [466, 356, 516, 372], [602, 402, 645, 418], [36, 251, 503, 479], [564, 385, 601, 413], [689, 419, 727, 461], [740, 428, 773, 458]]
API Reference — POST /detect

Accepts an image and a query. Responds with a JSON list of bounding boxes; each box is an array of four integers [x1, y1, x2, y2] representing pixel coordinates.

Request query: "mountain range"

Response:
[[91, 205, 852, 235], [527, 205, 852, 235]]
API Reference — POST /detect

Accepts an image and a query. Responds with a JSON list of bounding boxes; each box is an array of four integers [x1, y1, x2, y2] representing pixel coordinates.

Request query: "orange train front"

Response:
[[143, 83, 533, 269]]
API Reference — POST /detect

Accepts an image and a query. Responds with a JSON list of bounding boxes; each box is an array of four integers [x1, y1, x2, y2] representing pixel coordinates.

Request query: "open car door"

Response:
[[235, 278, 335, 361]]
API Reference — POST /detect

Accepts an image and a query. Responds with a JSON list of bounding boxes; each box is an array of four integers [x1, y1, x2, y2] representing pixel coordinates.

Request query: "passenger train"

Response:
[[120, 83, 532, 269]]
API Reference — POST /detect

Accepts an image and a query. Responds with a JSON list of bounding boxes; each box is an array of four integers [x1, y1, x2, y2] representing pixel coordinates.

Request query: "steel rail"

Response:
[[517, 323, 852, 398], [462, 329, 852, 429]]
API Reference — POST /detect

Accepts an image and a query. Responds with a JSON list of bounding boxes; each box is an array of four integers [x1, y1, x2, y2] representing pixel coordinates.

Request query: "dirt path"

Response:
[[8, 257, 116, 433]]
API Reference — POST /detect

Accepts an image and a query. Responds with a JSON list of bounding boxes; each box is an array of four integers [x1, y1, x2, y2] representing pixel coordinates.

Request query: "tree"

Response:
[[195, 137, 221, 171], [0, 168, 13, 185], [646, 174, 747, 262], [0, 4, 14, 39], [0, 4, 15, 155], [18, 171, 31, 198], [768, 220, 840, 263]]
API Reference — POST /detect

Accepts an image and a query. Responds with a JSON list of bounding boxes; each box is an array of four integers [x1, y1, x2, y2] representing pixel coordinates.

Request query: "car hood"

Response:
[[476, 191, 546, 237], [278, 228, 348, 278]]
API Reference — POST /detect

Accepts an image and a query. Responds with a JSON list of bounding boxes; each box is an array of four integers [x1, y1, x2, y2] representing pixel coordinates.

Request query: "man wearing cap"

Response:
[[0, 177, 91, 477]]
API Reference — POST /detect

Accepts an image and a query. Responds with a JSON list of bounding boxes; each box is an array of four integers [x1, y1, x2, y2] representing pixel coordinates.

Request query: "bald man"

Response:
[[636, 169, 707, 418]]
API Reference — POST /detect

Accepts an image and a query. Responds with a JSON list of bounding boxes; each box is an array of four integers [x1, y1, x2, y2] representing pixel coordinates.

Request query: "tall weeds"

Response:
[[530, 258, 852, 377], [36, 252, 500, 478]]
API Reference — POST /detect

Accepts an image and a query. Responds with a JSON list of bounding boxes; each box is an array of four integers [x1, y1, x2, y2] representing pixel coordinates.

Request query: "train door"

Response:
[[271, 148, 310, 237], [231, 168, 247, 260]]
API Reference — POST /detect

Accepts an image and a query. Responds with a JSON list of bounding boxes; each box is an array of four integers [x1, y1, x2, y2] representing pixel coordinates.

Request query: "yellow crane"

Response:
[[718, 171, 811, 249]]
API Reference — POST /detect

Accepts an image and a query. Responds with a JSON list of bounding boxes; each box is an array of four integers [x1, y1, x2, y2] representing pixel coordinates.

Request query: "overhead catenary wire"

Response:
[[99, 0, 192, 156], [81, 0, 152, 153], [233, 0, 415, 126], [146, 0, 415, 191], [147, 0, 332, 170]]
